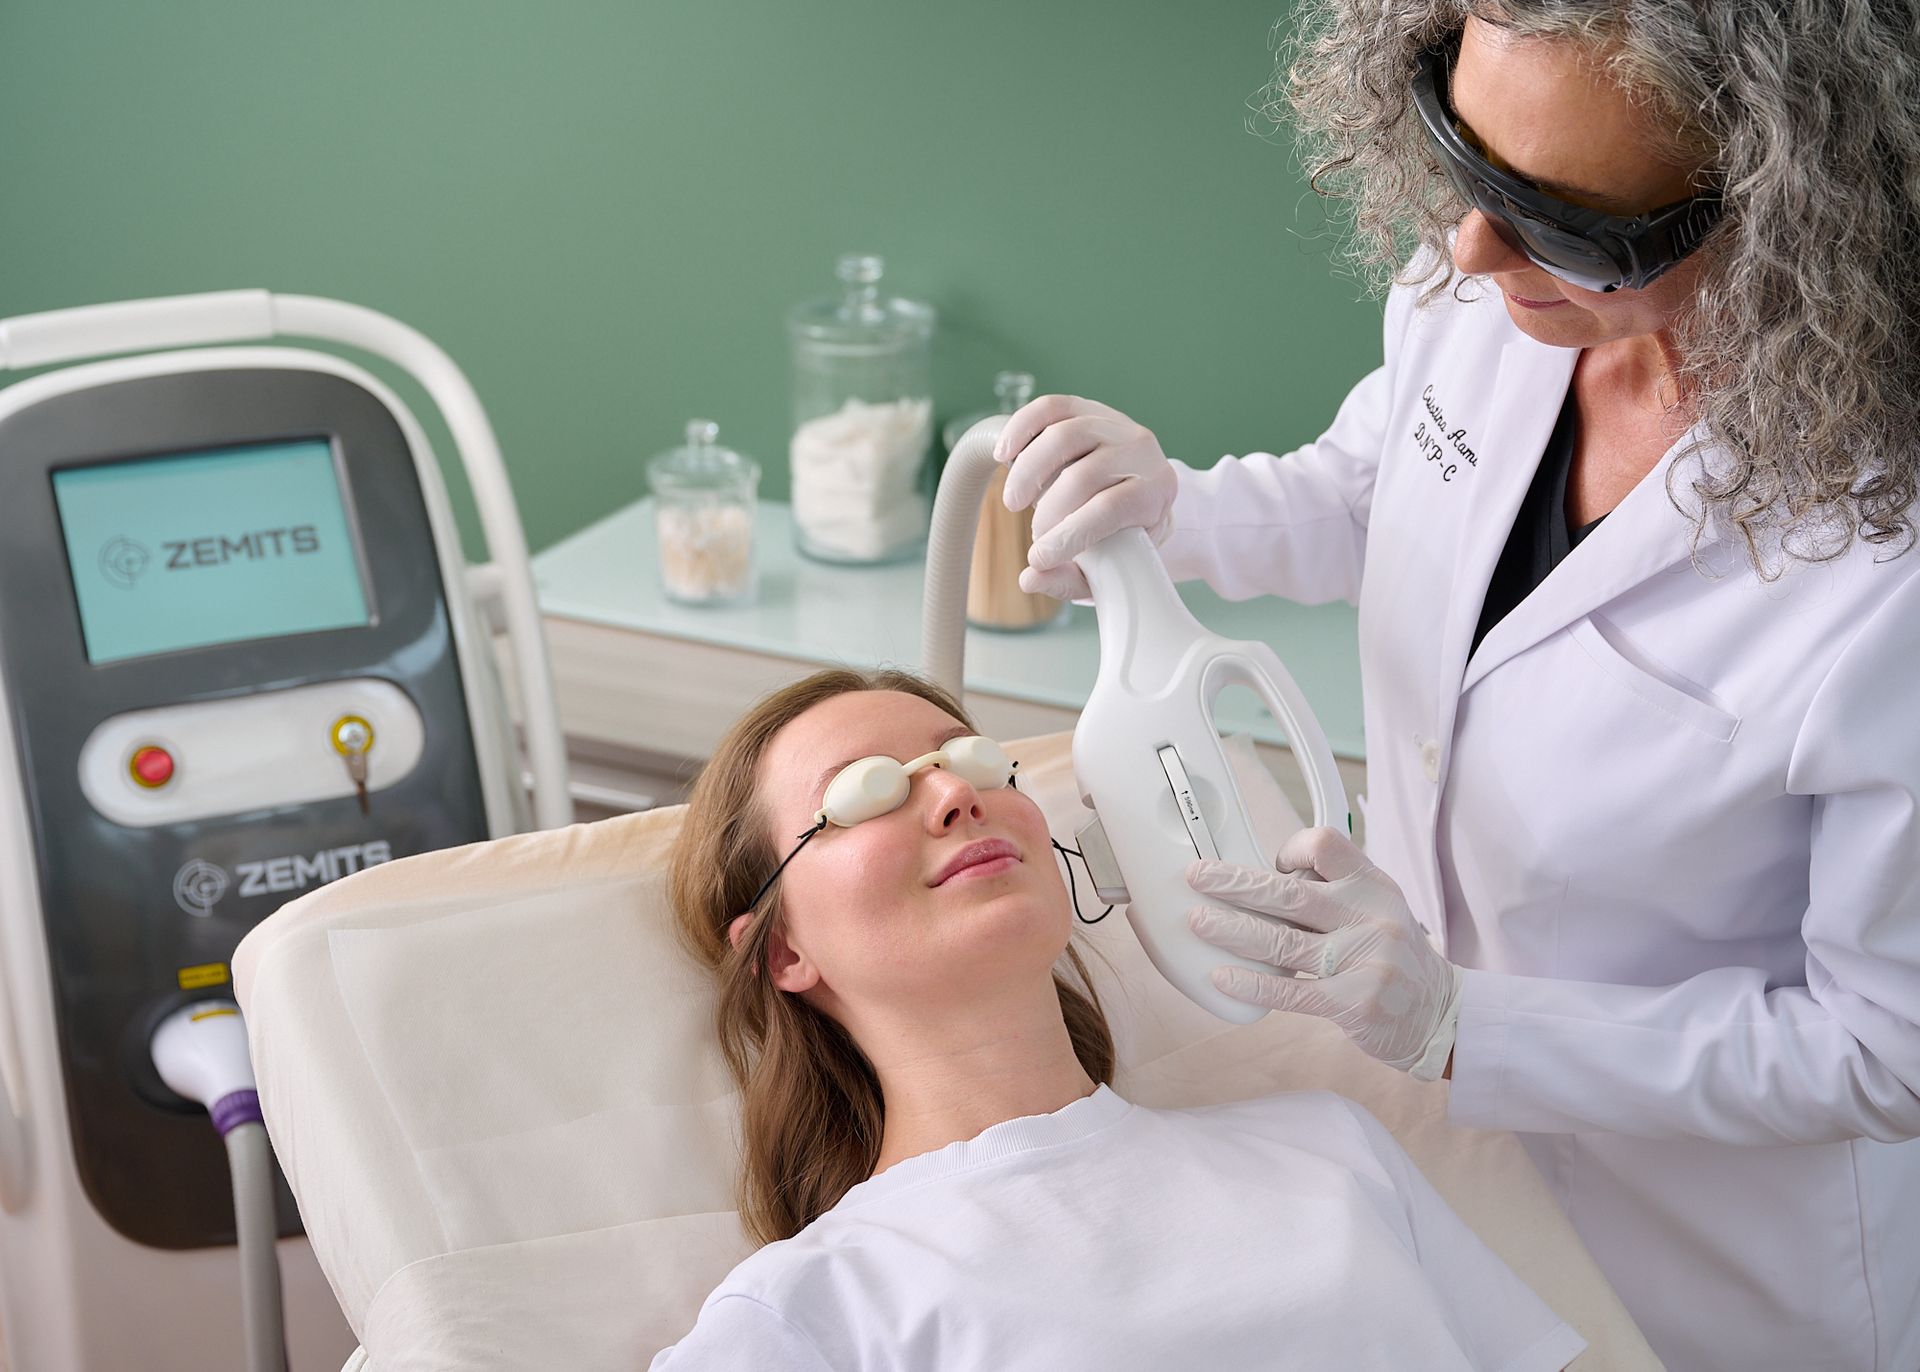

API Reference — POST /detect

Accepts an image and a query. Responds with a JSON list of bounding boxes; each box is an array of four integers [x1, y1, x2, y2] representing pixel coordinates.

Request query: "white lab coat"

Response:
[[1159, 273, 1920, 1372]]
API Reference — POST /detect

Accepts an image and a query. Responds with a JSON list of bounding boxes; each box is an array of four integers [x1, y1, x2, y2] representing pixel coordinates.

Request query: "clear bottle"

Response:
[[647, 420, 759, 607], [945, 371, 1069, 633], [787, 253, 936, 565]]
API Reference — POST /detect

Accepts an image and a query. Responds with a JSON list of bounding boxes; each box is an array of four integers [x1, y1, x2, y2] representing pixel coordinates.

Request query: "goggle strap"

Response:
[[744, 816, 828, 915]]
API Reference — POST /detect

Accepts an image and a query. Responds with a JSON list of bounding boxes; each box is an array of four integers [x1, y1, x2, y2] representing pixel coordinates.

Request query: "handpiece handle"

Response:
[[1075, 527, 1194, 673], [1079, 529, 1347, 836], [1071, 524, 1352, 1023], [1199, 647, 1350, 838]]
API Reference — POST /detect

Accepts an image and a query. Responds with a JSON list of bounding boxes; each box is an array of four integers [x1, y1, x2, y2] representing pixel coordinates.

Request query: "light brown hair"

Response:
[[668, 667, 1114, 1246]]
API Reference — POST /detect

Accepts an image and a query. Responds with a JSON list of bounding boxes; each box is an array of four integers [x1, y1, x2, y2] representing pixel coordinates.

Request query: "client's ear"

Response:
[[725, 913, 822, 995]]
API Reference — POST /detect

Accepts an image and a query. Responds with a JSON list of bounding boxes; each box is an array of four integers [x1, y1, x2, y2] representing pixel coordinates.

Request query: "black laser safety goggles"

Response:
[[1410, 42, 1722, 293]]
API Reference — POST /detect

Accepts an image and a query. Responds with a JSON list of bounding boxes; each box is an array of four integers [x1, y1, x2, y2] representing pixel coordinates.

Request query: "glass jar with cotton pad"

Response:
[[787, 253, 936, 565], [647, 420, 760, 607]]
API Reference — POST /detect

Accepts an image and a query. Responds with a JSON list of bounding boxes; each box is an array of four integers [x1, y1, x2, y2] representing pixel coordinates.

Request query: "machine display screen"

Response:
[[52, 438, 372, 664]]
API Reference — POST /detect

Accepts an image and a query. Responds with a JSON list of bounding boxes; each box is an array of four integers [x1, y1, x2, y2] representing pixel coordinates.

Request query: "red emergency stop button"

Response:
[[130, 745, 175, 789]]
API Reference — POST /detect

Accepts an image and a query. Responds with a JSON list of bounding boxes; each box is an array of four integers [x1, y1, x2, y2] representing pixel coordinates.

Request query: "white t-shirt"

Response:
[[651, 1087, 1585, 1371]]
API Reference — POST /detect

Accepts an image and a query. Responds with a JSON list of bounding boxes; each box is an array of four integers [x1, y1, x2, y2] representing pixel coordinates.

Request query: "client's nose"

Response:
[[921, 768, 987, 831]]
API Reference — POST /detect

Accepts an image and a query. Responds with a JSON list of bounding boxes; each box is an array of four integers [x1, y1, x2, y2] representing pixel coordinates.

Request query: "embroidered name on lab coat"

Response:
[[1413, 384, 1480, 484]]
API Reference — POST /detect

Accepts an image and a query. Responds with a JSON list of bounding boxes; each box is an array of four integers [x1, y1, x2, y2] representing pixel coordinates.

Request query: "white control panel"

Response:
[[77, 678, 425, 828]]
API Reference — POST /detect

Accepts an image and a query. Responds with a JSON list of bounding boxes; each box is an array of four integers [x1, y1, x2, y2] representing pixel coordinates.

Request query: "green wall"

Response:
[[0, 0, 1383, 558]]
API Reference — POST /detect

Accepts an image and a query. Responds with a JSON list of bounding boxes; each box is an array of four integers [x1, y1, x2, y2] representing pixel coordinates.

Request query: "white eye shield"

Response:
[[744, 735, 1019, 913]]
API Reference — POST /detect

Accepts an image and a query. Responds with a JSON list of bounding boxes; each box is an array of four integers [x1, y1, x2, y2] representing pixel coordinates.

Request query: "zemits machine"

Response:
[[0, 291, 571, 1371], [930, 417, 1349, 1024]]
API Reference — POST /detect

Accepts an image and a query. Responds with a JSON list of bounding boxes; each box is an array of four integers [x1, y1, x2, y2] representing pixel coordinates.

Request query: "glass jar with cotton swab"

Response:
[[647, 419, 760, 607]]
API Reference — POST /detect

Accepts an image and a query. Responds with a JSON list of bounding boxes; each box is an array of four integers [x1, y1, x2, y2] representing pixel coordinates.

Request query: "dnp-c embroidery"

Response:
[[1412, 384, 1480, 483]]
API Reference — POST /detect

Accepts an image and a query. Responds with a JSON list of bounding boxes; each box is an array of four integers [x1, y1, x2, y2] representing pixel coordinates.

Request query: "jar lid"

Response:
[[648, 420, 760, 494], [788, 253, 935, 349], [943, 370, 1037, 453]]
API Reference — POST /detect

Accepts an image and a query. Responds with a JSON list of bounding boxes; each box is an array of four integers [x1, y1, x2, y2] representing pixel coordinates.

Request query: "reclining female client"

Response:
[[651, 667, 1585, 1371]]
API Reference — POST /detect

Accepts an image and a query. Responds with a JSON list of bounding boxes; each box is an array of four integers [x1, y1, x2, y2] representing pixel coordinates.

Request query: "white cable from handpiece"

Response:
[[922, 416, 1008, 696], [224, 1119, 288, 1372], [151, 1003, 288, 1372]]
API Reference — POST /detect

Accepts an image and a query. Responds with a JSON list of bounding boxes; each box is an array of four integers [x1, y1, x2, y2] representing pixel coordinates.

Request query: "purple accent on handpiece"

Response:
[[210, 1089, 264, 1137]]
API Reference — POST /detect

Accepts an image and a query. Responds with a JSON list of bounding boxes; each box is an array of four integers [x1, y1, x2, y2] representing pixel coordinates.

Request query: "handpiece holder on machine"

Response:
[[924, 417, 1351, 1024]]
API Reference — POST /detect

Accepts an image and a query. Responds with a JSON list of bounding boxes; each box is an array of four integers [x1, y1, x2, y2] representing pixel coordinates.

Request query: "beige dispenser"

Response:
[[943, 371, 1069, 633]]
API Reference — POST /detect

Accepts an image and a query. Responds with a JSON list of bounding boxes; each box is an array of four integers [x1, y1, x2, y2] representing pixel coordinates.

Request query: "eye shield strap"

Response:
[[1410, 42, 1722, 292], [743, 815, 830, 917]]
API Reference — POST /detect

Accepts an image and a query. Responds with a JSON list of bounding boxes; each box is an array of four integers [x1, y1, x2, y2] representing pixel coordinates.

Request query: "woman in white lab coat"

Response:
[[997, 4, 1920, 1369]]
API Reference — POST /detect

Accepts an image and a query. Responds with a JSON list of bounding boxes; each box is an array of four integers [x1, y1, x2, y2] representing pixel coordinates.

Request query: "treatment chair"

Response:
[[234, 729, 1662, 1370]]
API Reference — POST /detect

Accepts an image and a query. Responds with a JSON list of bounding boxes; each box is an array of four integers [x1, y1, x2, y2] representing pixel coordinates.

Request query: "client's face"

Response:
[[741, 690, 1069, 1018]]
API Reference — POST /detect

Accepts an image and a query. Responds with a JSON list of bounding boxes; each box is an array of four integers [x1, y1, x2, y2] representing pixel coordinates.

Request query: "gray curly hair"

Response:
[[1267, 0, 1920, 574]]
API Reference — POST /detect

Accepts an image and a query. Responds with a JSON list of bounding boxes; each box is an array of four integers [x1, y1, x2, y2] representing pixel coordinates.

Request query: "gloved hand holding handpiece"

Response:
[[994, 394, 1179, 602], [1186, 826, 1463, 1081]]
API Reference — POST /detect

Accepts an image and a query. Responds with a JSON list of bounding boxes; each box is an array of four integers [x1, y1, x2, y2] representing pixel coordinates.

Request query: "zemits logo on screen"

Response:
[[164, 526, 322, 569], [99, 526, 323, 588], [98, 536, 152, 589]]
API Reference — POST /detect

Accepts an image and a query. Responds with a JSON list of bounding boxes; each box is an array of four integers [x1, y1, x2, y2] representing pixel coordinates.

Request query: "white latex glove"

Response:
[[993, 394, 1179, 601], [1185, 826, 1464, 1082]]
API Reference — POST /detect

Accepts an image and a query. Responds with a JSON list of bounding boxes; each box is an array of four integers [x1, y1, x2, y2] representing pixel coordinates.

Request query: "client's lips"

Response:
[[933, 839, 1021, 886]]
